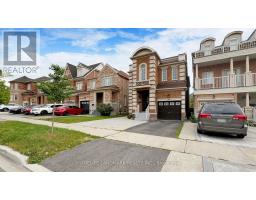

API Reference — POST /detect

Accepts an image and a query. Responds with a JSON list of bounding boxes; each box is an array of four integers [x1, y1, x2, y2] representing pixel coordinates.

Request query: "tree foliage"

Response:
[[0, 80, 10, 104], [38, 64, 73, 103]]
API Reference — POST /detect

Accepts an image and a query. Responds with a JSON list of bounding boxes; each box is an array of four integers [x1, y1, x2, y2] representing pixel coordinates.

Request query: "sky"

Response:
[[0, 28, 255, 88]]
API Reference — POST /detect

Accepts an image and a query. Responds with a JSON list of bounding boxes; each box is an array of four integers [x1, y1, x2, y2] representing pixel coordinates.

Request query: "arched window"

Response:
[[139, 63, 147, 81]]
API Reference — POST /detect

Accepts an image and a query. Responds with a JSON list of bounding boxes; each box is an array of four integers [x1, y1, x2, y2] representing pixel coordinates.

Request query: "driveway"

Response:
[[180, 122, 256, 149], [125, 120, 181, 138], [42, 139, 170, 172], [74, 117, 146, 131]]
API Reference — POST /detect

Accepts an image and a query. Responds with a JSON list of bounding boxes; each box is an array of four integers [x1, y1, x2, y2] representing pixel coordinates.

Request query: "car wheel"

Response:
[[3, 108, 9, 112], [41, 110, 48, 115], [197, 128, 203, 134], [63, 112, 68, 116], [237, 134, 245, 138]]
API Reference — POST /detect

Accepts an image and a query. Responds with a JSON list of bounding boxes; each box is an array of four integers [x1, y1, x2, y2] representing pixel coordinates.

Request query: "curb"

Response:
[[0, 145, 51, 172]]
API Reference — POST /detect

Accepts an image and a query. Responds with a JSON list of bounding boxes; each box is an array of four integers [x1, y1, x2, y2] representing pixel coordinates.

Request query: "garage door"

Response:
[[158, 101, 181, 120]]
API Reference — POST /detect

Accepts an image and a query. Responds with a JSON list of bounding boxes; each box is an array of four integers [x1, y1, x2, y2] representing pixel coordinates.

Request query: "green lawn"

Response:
[[0, 121, 99, 163], [43, 115, 122, 124]]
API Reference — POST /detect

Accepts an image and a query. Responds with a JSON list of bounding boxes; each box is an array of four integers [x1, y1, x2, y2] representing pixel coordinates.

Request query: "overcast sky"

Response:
[[0, 28, 255, 88]]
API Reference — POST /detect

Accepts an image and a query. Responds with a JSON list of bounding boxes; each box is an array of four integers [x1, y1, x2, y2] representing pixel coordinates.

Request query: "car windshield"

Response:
[[202, 103, 243, 115]]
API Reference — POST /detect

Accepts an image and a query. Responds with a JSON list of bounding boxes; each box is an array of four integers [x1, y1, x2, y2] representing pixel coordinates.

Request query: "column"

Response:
[[149, 55, 157, 121], [245, 55, 252, 86], [195, 64, 199, 89], [229, 58, 235, 87], [246, 92, 250, 107], [132, 60, 137, 113]]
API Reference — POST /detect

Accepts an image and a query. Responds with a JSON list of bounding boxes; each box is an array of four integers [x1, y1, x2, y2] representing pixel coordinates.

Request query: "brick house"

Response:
[[87, 64, 129, 115], [64, 62, 104, 113], [64, 62, 129, 115], [192, 29, 256, 117], [9, 76, 50, 105], [128, 47, 190, 121]]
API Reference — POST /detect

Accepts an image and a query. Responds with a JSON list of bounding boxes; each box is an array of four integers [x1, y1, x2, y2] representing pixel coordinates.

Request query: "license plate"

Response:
[[217, 119, 226, 123]]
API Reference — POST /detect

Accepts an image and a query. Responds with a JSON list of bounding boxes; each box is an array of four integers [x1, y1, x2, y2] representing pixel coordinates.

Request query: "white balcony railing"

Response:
[[197, 74, 246, 90], [252, 73, 256, 86]]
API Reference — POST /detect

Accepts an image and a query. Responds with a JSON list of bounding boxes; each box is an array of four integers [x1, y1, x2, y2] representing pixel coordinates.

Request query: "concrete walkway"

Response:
[[1, 114, 256, 171]]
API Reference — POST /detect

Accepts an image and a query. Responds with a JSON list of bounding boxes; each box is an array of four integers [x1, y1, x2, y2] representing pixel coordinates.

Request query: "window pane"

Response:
[[162, 68, 167, 81]]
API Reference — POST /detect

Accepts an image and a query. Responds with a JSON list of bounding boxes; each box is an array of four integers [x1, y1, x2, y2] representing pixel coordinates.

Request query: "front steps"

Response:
[[135, 112, 148, 121]]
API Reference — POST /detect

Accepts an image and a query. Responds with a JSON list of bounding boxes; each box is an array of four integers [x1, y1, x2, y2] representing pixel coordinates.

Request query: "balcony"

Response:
[[195, 74, 252, 90], [192, 40, 256, 59]]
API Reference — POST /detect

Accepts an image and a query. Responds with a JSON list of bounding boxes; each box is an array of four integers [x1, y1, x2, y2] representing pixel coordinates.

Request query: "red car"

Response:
[[54, 106, 84, 116]]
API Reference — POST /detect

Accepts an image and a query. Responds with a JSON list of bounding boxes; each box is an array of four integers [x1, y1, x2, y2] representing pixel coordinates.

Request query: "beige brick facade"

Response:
[[129, 47, 189, 120]]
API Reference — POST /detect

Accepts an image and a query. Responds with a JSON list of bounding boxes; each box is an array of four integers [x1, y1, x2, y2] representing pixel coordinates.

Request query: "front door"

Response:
[[80, 101, 90, 114]]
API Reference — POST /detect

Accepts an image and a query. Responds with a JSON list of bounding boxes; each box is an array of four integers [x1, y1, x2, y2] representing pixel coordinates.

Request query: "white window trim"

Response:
[[229, 38, 238, 51], [171, 66, 178, 80], [102, 76, 113, 86], [161, 67, 167, 81], [139, 63, 147, 81], [202, 71, 214, 85], [90, 79, 96, 89], [204, 44, 211, 56], [76, 81, 83, 90]]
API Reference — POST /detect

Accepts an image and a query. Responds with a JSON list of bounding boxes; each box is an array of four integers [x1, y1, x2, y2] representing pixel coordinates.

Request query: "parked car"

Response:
[[9, 105, 24, 114], [22, 105, 37, 115], [31, 104, 63, 116], [54, 106, 84, 116], [197, 102, 248, 138], [0, 103, 20, 112]]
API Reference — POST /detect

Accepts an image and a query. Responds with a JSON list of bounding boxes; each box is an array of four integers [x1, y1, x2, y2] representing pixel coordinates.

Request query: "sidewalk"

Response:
[[1, 115, 256, 171]]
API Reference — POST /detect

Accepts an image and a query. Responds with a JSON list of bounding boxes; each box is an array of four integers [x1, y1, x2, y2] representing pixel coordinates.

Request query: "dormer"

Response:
[[77, 65, 89, 77], [222, 31, 242, 51], [200, 37, 215, 56]]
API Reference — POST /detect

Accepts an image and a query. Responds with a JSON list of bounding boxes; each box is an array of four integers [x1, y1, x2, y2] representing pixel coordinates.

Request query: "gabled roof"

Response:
[[87, 62, 102, 70], [66, 63, 77, 78], [34, 76, 51, 82], [247, 29, 256, 41], [10, 76, 33, 83], [10, 76, 50, 83]]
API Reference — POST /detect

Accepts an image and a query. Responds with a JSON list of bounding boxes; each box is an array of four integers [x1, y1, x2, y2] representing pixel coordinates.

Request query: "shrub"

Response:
[[96, 103, 113, 116], [189, 113, 198, 123], [127, 113, 135, 119]]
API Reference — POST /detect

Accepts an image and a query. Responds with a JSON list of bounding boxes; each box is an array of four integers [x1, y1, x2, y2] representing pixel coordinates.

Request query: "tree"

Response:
[[0, 80, 10, 104], [38, 64, 74, 133]]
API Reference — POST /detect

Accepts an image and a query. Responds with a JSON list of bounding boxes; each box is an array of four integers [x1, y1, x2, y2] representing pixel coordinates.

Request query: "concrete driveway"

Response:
[[74, 117, 146, 131], [180, 122, 256, 149], [125, 120, 181, 138], [42, 139, 170, 172]]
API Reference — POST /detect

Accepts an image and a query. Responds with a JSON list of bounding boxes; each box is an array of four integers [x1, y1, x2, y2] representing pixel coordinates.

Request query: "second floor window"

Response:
[[139, 64, 147, 81], [76, 82, 83, 90], [89, 79, 96, 89], [202, 71, 214, 85], [230, 38, 238, 51], [102, 77, 112, 86], [14, 83, 18, 90], [162, 67, 167, 81], [171, 66, 178, 80], [27, 84, 31, 90]]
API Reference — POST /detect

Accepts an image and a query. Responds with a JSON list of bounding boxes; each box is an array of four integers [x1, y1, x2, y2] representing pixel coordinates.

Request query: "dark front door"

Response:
[[80, 101, 90, 114], [158, 101, 181, 120]]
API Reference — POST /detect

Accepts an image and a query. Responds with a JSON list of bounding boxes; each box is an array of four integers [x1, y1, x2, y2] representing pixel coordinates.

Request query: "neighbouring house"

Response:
[[128, 46, 190, 121], [192, 29, 256, 118], [64, 62, 104, 113], [64, 62, 129, 115], [9, 76, 51, 105]]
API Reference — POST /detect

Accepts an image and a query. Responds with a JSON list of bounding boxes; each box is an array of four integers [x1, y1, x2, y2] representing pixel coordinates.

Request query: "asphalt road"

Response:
[[42, 139, 170, 172], [125, 120, 181, 138]]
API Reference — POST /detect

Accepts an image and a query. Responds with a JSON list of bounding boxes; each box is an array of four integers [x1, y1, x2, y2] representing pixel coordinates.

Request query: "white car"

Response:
[[0, 103, 20, 112], [31, 104, 63, 116]]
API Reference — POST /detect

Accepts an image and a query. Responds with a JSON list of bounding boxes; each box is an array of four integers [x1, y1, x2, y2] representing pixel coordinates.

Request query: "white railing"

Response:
[[234, 74, 245, 87], [252, 73, 256, 86], [198, 76, 230, 89], [197, 74, 246, 90]]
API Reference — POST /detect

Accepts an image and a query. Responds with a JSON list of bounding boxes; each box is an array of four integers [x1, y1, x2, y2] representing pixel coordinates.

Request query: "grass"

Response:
[[0, 121, 99, 164], [176, 121, 184, 138], [43, 115, 123, 124]]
